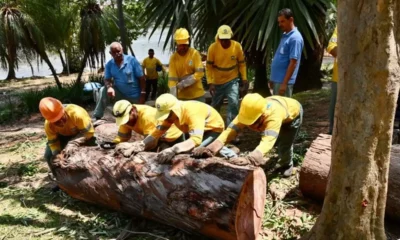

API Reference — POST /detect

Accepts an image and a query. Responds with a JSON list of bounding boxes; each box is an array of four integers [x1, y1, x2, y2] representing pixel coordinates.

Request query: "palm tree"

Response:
[[0, 0, 62, 88], [75, 0, 119, 83], [143, 0, 332, 95]]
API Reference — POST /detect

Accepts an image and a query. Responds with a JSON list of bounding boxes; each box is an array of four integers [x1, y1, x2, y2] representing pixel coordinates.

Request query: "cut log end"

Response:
[[235, 168, 266, 240]]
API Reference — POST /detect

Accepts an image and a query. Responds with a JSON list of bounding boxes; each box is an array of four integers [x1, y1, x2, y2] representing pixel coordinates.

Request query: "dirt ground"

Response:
[[0, 78, 399, 240]]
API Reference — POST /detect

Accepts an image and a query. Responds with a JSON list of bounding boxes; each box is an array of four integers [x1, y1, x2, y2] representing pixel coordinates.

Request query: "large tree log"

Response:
[[52, 123, 267, 240], [299, 134, 400, 220]]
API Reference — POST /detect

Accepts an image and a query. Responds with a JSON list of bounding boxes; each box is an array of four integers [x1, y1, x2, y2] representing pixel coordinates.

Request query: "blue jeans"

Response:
[[272, 83, 294, 97], [211, 78, 240, 125], [276, 105, 303, 167], [93, 86, 139, 119], [198, 131, 237, 158], [328, 82, 337, 134]]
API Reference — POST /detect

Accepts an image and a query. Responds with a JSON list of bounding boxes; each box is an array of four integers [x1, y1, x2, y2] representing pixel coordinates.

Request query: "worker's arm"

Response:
[[145, 120, 173, 149], [327, 27, 338, 58], [113, 125, 132, 144], [217, 117, 245, 145], [168, 55, 179, 96], [157, 59, 166, 73], [75, 112, 95, 140], [45, 123, 61, 155], [281, 59, 298, 86], [255, 117, 283, 156], [206, 45, 215, 84], [177, 50, 204, 89]]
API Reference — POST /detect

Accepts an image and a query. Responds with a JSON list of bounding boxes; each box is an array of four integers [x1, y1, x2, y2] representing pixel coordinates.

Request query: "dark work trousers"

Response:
[[145, 79, 158, 101]]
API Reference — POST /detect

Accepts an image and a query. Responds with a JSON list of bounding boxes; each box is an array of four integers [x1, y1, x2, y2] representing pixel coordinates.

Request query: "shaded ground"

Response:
[[0, 78, 399, 239]]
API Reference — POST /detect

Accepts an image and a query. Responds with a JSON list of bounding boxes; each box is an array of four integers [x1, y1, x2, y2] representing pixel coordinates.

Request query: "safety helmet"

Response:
[[238, 93, 267, 125], [113, 100, 133, 126], [39, 97, 65, 123], [174, 28, 190, 45]]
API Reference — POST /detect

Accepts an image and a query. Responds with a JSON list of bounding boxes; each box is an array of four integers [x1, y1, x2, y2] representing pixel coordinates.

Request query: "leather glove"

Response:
[[157, 147, 176, 164], [229, 150, 264, 166], [192, 147, 214, 159], [115, 141, 145, 157]]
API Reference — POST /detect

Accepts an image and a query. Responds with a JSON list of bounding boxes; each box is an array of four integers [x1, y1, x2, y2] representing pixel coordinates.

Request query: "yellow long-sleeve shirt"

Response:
[[45, 104, 94, 154], [217, 96, 301, 155], [327, 27, 338, 82], [149, 101, 224, 146], [206, 40, 247, 85], [142, 57, 164, 80], [168, 48, 205, 99], [113, 105, 182, 144]]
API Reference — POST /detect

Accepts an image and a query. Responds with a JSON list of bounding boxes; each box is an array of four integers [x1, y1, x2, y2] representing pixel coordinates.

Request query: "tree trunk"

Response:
[[42, 53, 62, 90], [6, 61, 16, 80], [250, 49, 271, 97], [76, 52, 89, 84], [299, 134, 400, 220], [58, 49, 67, 74], [117, 0, 128, 55], [302, 1, 400, 239], [128, 45, 135, 57], [52, 124, 267, 240]]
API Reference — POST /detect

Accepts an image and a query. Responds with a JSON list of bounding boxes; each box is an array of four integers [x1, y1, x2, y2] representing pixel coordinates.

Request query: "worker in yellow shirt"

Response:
[[168, 28, 205, 102], [327, 27, 338, 135], [206, 25, 248, 125], [120, 93, 237, 162], [193, 93, 303, 177], [142, 49, 166, 101], [40, 97, 95, 176], [110, 100, 184, 156]]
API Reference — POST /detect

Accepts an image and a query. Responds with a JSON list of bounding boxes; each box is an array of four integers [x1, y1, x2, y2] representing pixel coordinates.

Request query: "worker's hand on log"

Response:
[[229, 150, 265, 166], [115, 141, 145, 157], [157, 147, 176, 164], [228, 157, 251, 166], [63, 137, 87, 155], [192, 147, 214, 158]]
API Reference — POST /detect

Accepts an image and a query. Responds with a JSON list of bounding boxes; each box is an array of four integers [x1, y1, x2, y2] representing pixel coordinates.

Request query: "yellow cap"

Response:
[[217, 25, 233, 39], [113, 100, 133, 126], [174, 28, 190, 45], [238, 93, 267, 125], [155, 93, 181, 121]]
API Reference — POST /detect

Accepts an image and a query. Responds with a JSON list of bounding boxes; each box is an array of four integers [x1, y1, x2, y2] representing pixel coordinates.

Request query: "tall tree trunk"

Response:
[[128, 45, 135, 57], [6, 59, 16, 80], [294, 6, 326, 93], [302, 0, 400, 239], [42, 52, 62, 90], [58, 49, 67, 74], [76, 52, 89, 84], [248, 49, 271, 97], [117, 0, 128, 55]]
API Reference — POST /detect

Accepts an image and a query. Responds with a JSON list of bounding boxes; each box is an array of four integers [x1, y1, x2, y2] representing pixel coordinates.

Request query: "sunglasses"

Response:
[[113, 105, 131, 118]]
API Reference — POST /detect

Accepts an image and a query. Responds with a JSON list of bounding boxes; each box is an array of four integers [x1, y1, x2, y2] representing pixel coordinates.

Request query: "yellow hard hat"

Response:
[[238, 93, 267, 125], [155, 93, 181, 121], [217, 25, 233, 39], [174, 28, 190, 45], [113, 100, 133, 126]]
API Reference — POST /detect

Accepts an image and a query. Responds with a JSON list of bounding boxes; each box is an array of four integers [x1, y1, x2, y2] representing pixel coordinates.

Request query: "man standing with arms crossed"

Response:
[[270, 8, 304, 97], [93, 42, 146, 120], [206, 25, 248, 125]]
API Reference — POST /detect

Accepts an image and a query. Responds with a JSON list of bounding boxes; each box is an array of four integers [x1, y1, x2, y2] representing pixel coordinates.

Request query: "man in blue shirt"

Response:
[[93, 42, 146, 119], [270, 8, 304, 97]]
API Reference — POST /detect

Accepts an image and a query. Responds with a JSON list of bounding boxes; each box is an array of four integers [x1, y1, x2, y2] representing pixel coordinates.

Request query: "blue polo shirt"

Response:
[[270, 27, 304, 85], [105, 55, 144, 99]]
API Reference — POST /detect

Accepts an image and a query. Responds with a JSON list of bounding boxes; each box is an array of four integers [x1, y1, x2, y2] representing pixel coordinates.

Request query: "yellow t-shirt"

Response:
[[217, 96, 301, 155], [113, 105, 182, 144], [206, 40, 247, 85], [142, 57, 164, 80], [168, 48, 205, 100], [327, 27, 338, 82], [45, 104, 94, 154], [149, 101, 224, 146]]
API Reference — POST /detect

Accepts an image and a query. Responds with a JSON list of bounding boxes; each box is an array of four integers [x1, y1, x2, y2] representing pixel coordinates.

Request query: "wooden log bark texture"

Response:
[[52, 123, 267, 240], [299, 134, 400, 220]]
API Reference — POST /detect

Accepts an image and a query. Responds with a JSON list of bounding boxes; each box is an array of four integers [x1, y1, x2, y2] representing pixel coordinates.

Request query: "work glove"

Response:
[[192, 147, 214, 159], [229, 149, 265, 166], [115, 141, 145, 157], [157, 147, 176, 164], [177, 75, 196, 90], [63, 137, 87, 155]]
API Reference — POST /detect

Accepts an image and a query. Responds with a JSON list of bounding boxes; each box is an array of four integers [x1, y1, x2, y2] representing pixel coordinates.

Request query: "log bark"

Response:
[[300, 134, 400, 220], [52, 123, 266, 240]]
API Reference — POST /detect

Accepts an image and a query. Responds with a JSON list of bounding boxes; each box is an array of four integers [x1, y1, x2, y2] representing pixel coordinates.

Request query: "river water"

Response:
[[0, 29, 172, 80]]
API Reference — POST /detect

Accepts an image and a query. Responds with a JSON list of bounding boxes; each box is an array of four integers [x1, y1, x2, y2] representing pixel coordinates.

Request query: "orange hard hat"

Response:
[[39, 97, 65, 123]]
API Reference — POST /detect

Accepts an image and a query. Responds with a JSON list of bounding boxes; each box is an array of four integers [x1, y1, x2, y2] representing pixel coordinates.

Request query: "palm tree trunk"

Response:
[[6, 64, 16, 80], [128, 45, 135, 57], [76, 52, 89, 84], [117, 0, 128, 54], [58, 49, 67, 74], [42, 52, 62, 89], [251, 50, 271, 97]]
